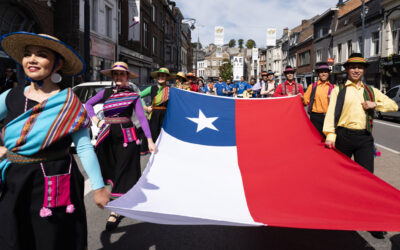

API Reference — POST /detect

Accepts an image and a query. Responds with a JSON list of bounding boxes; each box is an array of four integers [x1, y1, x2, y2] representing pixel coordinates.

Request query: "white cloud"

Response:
[[175, 0, 338, 48]]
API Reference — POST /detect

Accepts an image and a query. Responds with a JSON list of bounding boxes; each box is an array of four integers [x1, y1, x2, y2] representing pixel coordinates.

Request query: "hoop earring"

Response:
[[51, 73, 62, 83]]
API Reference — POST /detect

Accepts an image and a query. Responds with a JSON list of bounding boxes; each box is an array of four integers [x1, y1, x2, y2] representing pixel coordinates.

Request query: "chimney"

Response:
[[283, 27, 289, 35], [337, 0, 344, 7]]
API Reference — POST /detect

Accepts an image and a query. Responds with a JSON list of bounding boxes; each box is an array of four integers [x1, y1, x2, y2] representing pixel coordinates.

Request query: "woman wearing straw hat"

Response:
[[172, 71, 190, 90], [85, 61, 156, 231], [140, 67, 170, 142], [0, 31, 110, 250]]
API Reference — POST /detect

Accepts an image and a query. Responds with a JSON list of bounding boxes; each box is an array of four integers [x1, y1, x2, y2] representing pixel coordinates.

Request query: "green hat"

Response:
[[150, 67, 171, 79]]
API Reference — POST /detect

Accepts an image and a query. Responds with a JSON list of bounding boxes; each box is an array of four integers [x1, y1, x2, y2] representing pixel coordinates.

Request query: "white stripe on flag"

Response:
[[107, 129, 261, 226]]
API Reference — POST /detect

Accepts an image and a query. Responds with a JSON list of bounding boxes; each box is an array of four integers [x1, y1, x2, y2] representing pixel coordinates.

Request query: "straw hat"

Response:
[[186, 72, 197, 79], [100, 62, 139, 79], [150, 67, 171, 79], [172, 72, 187, 81], [0, 31, 84, 76]]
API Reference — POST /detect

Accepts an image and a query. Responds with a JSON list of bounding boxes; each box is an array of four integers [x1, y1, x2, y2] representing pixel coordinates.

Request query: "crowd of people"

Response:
[[0, 29, 398, 250]]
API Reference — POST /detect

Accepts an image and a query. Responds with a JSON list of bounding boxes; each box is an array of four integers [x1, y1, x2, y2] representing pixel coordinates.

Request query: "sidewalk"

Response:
[[358, 147, 400, 250]]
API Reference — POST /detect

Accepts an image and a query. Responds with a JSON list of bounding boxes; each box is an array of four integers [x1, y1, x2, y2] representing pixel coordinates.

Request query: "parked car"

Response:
[[375, 85, 400, 121], [72, 81, 152, 146]]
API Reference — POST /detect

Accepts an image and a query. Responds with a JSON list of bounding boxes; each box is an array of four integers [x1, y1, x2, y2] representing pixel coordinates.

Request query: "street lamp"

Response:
[[360, 0, 369, 57], [182, 18, 197, 74]]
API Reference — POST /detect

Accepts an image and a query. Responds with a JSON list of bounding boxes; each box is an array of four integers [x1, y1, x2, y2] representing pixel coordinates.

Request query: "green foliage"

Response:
[[238, 39, 244, 49], [219, 59, 233, 81], [246, 39, 256, 49], [228, 39, 236, 48]]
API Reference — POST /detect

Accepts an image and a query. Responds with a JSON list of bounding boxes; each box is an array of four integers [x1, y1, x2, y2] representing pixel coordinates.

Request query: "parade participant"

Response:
[[0, 67, 18, 94], [323, 53, 398, 239], [173, 71, 190, 90], [274, 66, 304, 97], [141, 68, 171, 142], [233, 76, 252, 98], [214, 76, 227, 96], [223, 78, 234, 97], [85, 61, 156, 231], [0, 31, 110, 250], [198, 78, 207, 93], [249, 77, 258, 98], [303, 62, 334, 137], [206, 80, 216, 95], [186, 72, 198, 92], [260, 70, 276, 97]]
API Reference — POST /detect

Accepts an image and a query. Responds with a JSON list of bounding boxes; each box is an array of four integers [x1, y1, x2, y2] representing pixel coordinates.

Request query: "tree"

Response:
[[238, 39, 244, 49], [219, 59, 233, 81], [228, 39, 236, 48], [246, 39, 256, 49]]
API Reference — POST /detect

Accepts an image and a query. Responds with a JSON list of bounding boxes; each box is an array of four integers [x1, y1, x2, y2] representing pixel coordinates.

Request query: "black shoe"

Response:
[[369, 231, 387, 239], [105, 214, 123, 231]]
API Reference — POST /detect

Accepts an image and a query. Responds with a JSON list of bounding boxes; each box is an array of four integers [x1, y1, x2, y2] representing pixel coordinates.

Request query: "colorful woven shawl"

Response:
[[0, 88, 90, 181], [152, 86, 169, 107], [96, 89, 139, 147]]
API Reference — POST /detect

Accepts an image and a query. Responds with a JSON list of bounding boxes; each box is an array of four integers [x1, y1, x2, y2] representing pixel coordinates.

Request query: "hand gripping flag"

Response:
[[107, 88, 400, 231]]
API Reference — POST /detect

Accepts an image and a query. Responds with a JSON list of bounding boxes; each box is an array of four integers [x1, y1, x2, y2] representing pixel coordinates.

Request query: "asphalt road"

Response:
[[80, 118, 400, 250]]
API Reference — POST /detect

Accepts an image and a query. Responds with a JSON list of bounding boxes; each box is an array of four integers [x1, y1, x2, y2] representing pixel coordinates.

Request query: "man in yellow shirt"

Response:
[[303, 62, 334, 137], [323, 53, 398, 238]]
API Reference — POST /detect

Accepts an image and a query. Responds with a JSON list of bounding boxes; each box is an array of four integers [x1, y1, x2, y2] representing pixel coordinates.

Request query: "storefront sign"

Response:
[[90, 35, 115, 60]]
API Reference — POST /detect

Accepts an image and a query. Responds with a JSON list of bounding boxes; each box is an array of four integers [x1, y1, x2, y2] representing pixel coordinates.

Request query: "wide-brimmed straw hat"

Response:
[[343, 53, 369, 68], [100, 62, 139, 79], [186, 72, 197, 79], [0, 31, 84, 76], [172, 71, 187, 81], [315, 62, 331, 72], [150, 67, 171, 79]]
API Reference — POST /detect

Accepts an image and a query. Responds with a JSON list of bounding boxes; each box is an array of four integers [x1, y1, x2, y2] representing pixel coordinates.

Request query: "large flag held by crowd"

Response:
[[107, 88, 400, 231]]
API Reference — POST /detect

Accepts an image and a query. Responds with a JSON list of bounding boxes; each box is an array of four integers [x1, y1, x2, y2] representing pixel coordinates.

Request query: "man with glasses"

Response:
[[323, 53, 398, 239], [273, 66, 304, 97]]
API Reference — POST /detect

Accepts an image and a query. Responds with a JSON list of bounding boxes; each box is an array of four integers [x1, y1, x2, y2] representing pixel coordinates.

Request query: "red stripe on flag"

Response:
[[235, 96, 400, 231]]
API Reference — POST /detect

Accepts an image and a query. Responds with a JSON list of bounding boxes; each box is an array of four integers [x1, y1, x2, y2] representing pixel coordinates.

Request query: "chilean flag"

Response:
[[107, 88, 400, 230]]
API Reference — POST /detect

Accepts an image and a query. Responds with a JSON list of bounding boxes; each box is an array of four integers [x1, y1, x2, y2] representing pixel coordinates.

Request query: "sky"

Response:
[[174, 0, 339, 48]]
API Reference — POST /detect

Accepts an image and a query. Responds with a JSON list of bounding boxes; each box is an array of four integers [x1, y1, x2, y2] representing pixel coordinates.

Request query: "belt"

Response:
[[6, 149, 69, 164], [337, 127, 370, 136], [152, 106, 167, 110], [310, 112, 326, 116], [104, 117, 131, 124]]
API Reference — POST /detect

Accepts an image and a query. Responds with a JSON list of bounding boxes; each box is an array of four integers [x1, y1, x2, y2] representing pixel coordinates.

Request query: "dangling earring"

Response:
[[51, 73, 62, 83]]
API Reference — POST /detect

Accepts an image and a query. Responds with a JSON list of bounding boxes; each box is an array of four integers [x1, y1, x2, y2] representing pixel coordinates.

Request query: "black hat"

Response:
[[284, 66, 295, 73], [315, 62, 331, 72], [343, 53, 369, 68]]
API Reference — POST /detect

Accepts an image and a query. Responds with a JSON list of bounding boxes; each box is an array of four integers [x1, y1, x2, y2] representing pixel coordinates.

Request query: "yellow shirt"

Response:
[[323, 80, 398, 142], [303, 81, 333, 113]]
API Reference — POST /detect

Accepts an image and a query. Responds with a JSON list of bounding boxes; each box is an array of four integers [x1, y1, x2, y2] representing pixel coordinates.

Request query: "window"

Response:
[[338, 43, 342, 62], [392, 19, 400, 54], [159, 40, 163, 58], [212, 60, 216, 66], [319, 28, 323, 39], [316, 49, 322, 62], [152, 4, 157, 23], [347, 40, 352, 57], [166, 46, 171, 62], [91, 0, 98, 31], [386, 88, 398, 99], [143, 22, 148, 48], [212, 69, 216, 76], [299, 51, 310, 66], [105, 5, 112, 38], [372, 32, 380, 56], [152, 36, 157, 55]]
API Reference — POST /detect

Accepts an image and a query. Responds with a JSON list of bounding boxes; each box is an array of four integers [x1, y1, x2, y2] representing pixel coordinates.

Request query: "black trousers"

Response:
[[309, 112, 325, 138], [335, 127, 374, 173]]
